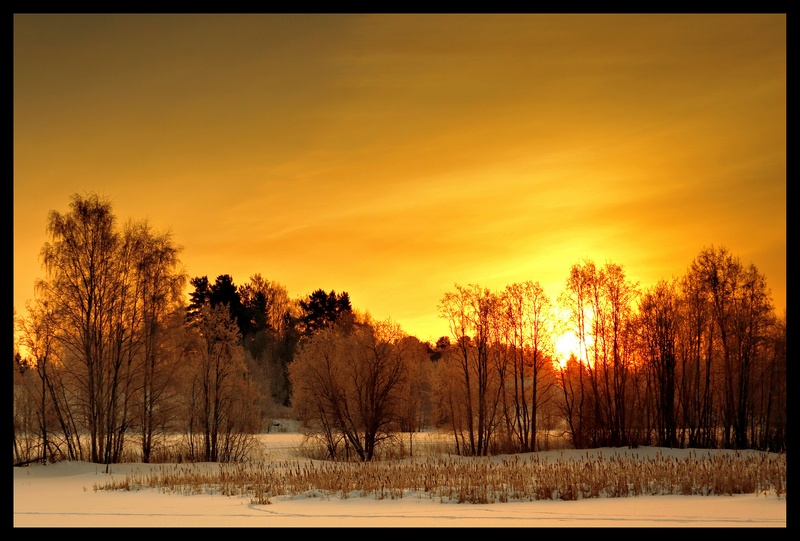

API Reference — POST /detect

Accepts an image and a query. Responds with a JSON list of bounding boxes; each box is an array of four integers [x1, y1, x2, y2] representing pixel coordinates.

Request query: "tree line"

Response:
[[436, 256, 785, 457], [13, 193, 786, 466]]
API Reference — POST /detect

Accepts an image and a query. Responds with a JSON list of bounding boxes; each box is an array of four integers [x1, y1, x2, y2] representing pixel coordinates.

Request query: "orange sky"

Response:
[[14, 14, 786, 344]]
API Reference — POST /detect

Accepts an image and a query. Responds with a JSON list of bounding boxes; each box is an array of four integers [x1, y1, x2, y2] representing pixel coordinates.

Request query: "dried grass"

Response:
[[96, 446, 786, 505]]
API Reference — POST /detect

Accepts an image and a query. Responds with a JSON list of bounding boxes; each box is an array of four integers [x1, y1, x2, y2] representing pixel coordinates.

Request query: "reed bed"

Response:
[[96, 448, 786, 505]]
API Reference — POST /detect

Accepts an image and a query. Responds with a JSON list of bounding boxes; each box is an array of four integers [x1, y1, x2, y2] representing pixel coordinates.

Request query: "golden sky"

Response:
[[14, 14, 786, 343]]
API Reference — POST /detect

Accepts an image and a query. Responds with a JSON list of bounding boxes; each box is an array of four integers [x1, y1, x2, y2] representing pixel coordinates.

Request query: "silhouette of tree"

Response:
[[499, 280, 556, 453], [186, 274, 250, 338], [557, 259, 639, 448], [299, 289, 352, 336], [186, 276, 211, 326], [684, 245, 774, 449], [210, 275, 250, 336], [438, 283, 499, 457], [637, 279, 681, 448]]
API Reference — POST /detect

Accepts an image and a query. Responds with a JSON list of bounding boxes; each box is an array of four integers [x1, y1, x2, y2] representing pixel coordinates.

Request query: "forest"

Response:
[[13, 193, 787, 467]]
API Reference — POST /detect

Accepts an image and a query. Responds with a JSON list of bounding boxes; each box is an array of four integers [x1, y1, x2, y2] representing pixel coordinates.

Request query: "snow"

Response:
[[13, 433, 786, 528]]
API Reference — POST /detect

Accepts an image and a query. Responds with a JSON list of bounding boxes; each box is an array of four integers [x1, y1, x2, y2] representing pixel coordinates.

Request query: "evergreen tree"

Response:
[[299, 289, 352, 336]]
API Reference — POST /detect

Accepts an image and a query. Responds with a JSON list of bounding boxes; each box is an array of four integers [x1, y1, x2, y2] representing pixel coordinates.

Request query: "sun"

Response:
[[553, 330, 580, 369]]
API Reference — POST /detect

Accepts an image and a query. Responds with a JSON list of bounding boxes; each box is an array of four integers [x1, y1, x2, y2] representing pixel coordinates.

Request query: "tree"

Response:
[[397, 335, 436, 437], [126, 221, 187, 463], [238, 275, 298, 409], [299, 289, 352, 337], [210, 274, 251, 336], [186, 276, 211, 326], [29, 193, 188, 466], [36, 193, 130, 466], [239, 273, 293, 337], [557, 262, 593, 448], [186, 274, 250, 337], [557, 259, 638, 448], [499, 281, 556, 452], [438, 284, 501, 456], [753, 311, 786, 451], [288, 319, 419, 461], [637, 279, 681, 447], [183, 304, 262, 462], [16, 299, 60, 464], [601, 262, 639, 447], [684, 246, 774, 449]]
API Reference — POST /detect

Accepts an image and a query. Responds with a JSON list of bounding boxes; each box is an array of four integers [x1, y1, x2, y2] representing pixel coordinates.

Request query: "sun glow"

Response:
[[554, 331, 580, 369]]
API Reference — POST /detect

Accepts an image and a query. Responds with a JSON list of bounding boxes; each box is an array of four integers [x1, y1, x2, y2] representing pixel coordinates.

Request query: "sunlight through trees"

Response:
[[13, 194, 786, 466]]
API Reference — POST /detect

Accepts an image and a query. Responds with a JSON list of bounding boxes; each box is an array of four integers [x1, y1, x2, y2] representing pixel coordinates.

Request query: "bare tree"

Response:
[[601, 263, 639, 447], [752, 311, 786, 451], [637, 279, 681, 447], [557, 260, 638, 448], [676, 261, 717, 447], [499, 281, 556, 452], [37, 193, 130, 466], [184, 304, 261, 462], [127, 222, 187, 462], [557, 262, 593, 448], [16, 299, 61, 463], [685, 246, 774, 449], [289, 319, 420, 461], [287, 325, 344, 458], [30, 194, 188, 467], [438, 284, 501, 456], [396, 335, 435, 454]]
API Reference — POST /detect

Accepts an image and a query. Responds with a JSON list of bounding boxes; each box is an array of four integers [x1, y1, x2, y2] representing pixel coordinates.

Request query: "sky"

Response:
[[13, 14, 786, 345], [13, 435, 787, 527]]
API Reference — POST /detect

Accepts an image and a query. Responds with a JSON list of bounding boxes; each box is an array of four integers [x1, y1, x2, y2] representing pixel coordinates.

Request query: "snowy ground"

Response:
[[13, 433, 787, 528]]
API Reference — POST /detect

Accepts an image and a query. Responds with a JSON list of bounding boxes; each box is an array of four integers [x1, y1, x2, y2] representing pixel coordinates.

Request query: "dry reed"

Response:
[[96, 448, 786, 505]]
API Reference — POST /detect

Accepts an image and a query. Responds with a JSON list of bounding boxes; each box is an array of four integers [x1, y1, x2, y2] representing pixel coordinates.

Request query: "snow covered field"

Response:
[[13, 433, 786, 528]]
